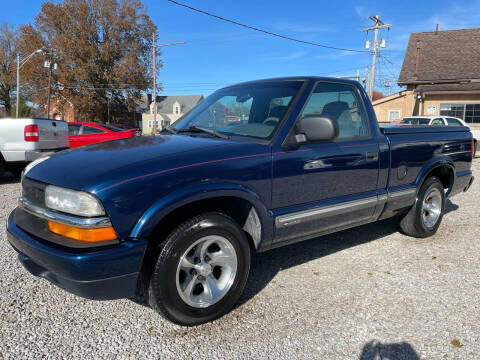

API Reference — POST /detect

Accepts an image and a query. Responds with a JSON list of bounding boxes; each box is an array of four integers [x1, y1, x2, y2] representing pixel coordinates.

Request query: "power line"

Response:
[[167, 0, 370, 53]]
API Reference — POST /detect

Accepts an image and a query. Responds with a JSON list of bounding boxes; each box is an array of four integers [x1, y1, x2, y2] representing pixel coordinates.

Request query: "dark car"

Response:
[[7, 77, 474, 326]]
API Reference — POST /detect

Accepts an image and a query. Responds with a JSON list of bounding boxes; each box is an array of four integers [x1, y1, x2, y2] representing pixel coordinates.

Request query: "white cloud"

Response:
[[272, 51, 307, 61], [271, 23, 332, 34], [426, 1, 480, 30], [315, 50, 360, 60], [354, 6, 369, 20]]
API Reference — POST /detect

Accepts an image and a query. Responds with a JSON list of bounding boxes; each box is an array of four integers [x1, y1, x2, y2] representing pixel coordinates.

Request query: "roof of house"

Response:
[[415, 82, 480, 92], [398, 28, 480, 85], [153, 95, 204, 114]]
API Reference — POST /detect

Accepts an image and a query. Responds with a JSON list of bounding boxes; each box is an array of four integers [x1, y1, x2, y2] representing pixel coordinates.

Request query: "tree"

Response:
[[20, 0, 159, 121], [0, 24, 19, 116], [10, 94, 31, 117], [372, 90, 385, 101]]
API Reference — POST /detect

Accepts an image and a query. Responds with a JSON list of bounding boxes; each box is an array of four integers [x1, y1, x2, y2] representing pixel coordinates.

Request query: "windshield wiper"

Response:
[[162, 126, 178, 134], [177, 125, 229, 140]]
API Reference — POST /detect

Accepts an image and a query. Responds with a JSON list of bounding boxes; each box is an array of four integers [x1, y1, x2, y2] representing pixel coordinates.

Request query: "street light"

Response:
[[16, 48, 44, 118]]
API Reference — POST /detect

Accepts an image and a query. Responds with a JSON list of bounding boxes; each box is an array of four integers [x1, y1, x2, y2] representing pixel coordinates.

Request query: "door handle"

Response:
[[365, 151, 378, 161], [304, 159, 329, 170]]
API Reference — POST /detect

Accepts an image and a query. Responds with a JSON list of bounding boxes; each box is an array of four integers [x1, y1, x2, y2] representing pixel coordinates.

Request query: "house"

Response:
[[48, 98, 76, 122], [141, 95, 204, 134], [372, 27, 480, 128]]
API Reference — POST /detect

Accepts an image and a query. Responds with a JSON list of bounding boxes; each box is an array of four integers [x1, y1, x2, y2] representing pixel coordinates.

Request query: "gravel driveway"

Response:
[[1, 160, 479, 360]]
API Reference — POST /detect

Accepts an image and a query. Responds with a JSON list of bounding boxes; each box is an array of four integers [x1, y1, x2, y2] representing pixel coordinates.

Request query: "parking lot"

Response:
[[0, 160, 478, 359]]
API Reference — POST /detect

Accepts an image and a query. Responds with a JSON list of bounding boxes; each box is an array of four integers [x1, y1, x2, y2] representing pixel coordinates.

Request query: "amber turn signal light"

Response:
[[48, 221, 117, 242]]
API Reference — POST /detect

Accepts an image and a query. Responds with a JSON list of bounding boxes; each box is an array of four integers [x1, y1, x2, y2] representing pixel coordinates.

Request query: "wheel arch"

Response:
[[415, 157, 455, 196], [129, 182, 272, 251]]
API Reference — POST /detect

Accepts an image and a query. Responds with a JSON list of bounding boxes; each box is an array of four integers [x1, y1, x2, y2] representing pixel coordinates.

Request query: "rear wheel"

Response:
[[400, 176, 445, 238], [147, 213, 251, 326]]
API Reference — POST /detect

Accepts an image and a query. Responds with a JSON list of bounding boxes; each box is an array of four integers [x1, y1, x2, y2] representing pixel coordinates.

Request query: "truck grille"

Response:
[[21, 177, 47, 208]]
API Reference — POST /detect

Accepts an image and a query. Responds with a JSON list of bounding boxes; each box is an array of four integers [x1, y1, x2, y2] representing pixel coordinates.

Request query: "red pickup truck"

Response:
[[68, 122, 136, 148]]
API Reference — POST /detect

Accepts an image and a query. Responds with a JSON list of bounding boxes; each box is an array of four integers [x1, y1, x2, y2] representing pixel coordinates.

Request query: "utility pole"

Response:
[[46, 64, 52, 119], [151, 33, 186, 135], [15, 49, 44, 118], [152, 31, 157, 135], [16, 55, 20, 118], [363, 15, 391, 100], [44, 58, 57, 120], [384, 79, 393, 96], [365, 65, 371, 92]]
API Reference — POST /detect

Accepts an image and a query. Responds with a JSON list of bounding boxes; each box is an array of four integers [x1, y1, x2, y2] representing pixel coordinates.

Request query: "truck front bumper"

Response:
[[6, 211, 147, 300]]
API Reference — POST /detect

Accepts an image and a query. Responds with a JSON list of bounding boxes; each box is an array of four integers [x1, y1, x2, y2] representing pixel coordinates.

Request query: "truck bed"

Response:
[[380, 124, 471, 134]]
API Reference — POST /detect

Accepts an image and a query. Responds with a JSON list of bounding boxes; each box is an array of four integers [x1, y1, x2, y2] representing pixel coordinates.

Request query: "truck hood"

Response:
[[25, 134, 264, 192]]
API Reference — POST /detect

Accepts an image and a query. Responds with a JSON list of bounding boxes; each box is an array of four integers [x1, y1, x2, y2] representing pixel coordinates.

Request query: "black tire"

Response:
[[400, 176, 445, 238], [147, 212, 251, 326]]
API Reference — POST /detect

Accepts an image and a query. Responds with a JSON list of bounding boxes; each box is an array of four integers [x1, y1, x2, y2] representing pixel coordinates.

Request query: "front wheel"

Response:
[[400, 176, 445, 238], [148, 213, 251, 326]]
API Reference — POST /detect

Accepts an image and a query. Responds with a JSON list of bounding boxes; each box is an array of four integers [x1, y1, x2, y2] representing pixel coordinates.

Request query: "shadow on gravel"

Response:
[[445, 199, 459, 214], [0, 173, 20, 185], [239, 217, 401, 306], [359, 340, 420, 360]]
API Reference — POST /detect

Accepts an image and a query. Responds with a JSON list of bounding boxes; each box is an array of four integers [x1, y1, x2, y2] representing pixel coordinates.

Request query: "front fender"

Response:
[[129, 182, 273, 248]]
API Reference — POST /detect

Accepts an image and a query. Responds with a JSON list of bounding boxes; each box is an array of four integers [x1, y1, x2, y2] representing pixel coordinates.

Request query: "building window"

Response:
[[388, 110, 401, 122], [440, 103, 480, 123], [148, 120, 159, 128], [175, 105, 180, 114]]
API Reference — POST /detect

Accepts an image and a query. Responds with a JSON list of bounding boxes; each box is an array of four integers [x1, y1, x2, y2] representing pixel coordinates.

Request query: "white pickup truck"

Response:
[[0, 118, 69, 177]]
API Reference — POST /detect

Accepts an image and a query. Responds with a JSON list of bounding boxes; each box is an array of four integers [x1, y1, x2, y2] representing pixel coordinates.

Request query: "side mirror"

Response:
[[297, 115, 339, 142]]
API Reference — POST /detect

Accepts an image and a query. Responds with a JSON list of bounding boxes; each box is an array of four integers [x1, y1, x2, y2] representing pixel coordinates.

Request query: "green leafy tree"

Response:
[[10, 94, 31, 117]]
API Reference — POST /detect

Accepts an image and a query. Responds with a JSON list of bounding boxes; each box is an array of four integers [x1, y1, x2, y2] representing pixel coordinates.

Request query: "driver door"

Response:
[[272, 81, 380, 244]]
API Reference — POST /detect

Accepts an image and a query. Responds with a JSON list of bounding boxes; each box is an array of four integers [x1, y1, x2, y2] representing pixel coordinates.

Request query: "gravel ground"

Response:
[[1, 161, 479, 360]]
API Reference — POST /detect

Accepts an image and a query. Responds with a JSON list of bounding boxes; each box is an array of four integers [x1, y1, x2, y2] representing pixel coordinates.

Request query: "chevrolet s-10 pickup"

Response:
[[6, 77, 474, 325]]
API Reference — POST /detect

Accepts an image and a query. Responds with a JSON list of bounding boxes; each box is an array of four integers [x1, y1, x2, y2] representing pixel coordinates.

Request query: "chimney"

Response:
[[435, 24, 439, 34], [147, 93, 152, 104]]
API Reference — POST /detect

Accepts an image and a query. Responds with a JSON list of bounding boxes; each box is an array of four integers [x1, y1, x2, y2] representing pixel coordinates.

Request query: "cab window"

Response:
[[301, 82, 369, 140]]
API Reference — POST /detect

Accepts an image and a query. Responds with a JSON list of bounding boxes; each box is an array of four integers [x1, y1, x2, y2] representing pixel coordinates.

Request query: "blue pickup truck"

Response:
[[6, 77, 474, 326]]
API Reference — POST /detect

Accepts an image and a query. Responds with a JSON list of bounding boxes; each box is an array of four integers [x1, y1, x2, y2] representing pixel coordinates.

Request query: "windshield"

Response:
[[401, 117, 431, 125], [172, 81, 303, 139]]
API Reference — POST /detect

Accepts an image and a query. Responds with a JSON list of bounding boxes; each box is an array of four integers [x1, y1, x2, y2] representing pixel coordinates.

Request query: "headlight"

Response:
[[45, 185, 105, 217]]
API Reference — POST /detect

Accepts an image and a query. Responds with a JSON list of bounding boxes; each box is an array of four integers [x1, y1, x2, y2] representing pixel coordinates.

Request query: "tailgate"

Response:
[[34, 119, 69, 150]]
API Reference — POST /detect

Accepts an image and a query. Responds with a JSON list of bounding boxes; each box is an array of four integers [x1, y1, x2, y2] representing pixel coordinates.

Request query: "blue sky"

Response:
[[3, 0, 480, 96]]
